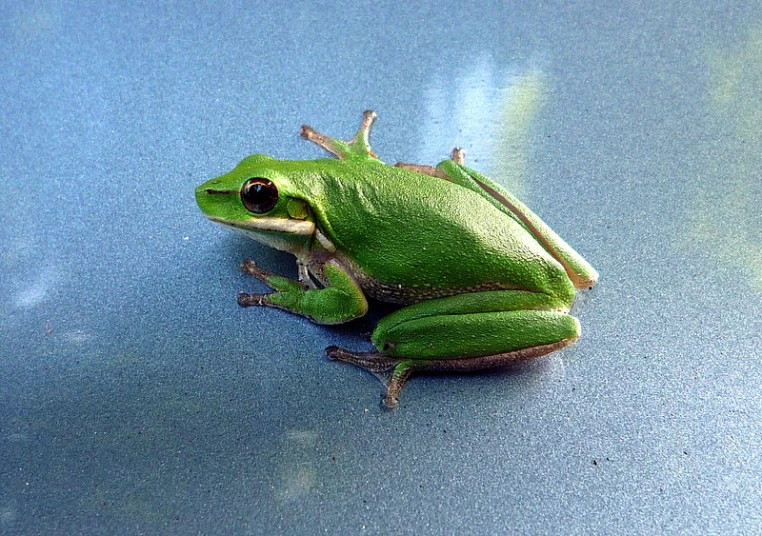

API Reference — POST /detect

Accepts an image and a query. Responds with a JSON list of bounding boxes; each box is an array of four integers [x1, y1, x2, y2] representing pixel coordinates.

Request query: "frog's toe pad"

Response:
[[325, 345, 342, 361], [381, 393, 399, 410], [241, 259, 270, 281]]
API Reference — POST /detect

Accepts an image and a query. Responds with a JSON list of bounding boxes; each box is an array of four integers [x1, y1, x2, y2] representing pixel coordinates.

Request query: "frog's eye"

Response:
[[241, 178, 279, 214]]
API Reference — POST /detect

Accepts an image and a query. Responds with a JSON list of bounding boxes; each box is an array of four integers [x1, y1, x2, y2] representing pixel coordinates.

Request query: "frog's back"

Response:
[[309, 161, 572, 303]]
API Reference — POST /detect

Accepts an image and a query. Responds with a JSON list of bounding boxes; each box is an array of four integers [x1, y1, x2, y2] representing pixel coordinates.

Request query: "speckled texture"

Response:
[[2, 1, 762, 534]]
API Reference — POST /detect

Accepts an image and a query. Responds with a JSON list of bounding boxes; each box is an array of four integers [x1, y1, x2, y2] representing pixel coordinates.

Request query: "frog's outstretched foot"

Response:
[[300, 110, 379, 161], [325, 346, 413, 409], [238, 259, 298, 308]]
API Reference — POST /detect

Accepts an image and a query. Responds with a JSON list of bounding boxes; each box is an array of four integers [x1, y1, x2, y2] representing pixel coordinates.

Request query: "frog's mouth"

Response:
[[208, 216, 315, 236]]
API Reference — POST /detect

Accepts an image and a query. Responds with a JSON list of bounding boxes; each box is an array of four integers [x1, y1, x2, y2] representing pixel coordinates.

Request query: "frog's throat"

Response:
[[208, 216, 315, 236]]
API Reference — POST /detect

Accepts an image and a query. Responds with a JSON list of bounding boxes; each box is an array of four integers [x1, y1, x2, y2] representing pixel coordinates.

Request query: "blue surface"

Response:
[[2, 1, 762, 534]]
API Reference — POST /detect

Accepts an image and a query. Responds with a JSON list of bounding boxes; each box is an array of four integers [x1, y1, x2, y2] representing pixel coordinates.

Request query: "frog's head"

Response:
[[195, 154, 317, 254]]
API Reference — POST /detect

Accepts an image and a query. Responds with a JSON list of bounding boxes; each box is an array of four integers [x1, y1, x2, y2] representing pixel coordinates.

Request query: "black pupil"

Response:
[[241, 178, 278, 214]]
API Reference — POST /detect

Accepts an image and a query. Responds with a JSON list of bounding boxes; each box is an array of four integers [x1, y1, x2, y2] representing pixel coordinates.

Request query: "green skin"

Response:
[[195, 111, 598, 409]]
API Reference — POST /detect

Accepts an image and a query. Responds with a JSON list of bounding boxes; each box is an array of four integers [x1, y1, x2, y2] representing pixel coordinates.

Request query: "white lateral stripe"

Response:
[[210, 217, 315, 235]]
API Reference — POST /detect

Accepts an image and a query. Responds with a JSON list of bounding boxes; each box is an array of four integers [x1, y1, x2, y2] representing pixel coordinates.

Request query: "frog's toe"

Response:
[[324, 346, 393, 372], [241, 259, 263, 277], [381, 363, 414, 410], [237, 291, 268, 307], [326, 346, 415, 409]]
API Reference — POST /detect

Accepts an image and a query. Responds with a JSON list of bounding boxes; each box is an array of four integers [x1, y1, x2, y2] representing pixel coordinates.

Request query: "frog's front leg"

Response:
[[300, 110, 379, 161], [327, 289, 580, 409], [238, 259, 368, 324]]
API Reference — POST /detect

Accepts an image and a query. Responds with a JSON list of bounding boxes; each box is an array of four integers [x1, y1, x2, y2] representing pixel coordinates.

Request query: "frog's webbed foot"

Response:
[[394, 147, 466, 180], [300, 110, 379, 161], [326, 346, 413, 409]]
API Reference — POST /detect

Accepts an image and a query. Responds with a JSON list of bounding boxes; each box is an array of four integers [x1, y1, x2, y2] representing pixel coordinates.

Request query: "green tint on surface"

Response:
[[688, 26, 762, 288]]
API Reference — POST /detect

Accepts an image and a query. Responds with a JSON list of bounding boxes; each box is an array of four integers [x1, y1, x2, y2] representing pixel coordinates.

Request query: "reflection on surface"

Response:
[[11, 267, 60, 309], [690, 26, 762, 288], [417, 58, 546, 199], [276, 429, 319, 502], [494, 67, 546, 200]]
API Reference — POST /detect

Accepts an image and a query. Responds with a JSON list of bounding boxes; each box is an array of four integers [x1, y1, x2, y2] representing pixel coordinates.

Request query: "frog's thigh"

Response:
[[374, 291, 580, 362]]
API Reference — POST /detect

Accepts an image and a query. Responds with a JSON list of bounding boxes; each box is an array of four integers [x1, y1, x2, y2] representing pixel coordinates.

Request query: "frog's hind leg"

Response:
[[325, 346, 413, 409], [394, 162, 449, 180], [300, 110, 379, 160], [394, 148, 465, 180]]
